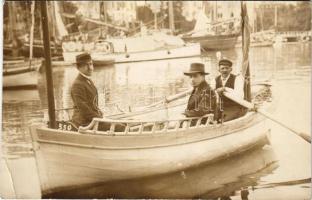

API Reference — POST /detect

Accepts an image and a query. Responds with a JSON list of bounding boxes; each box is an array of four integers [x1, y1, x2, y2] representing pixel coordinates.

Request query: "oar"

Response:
[[223, 90, 311, 143], [145, 88, 192, 108], [53, 89, 192, 119]]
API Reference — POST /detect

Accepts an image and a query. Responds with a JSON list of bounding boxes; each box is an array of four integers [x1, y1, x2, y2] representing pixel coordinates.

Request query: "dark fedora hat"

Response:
[[219, 58, 232, 67], [184, 63, 209, 76], [75, 52, 92, 64]]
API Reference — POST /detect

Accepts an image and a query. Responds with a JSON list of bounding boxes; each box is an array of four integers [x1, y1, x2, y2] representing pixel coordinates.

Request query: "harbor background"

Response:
[[1, 42, 311, 199], [1, 1, 311, 199]]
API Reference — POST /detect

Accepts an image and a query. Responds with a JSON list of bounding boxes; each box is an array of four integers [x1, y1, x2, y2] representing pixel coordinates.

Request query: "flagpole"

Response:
[[241, 1, 251, 102]]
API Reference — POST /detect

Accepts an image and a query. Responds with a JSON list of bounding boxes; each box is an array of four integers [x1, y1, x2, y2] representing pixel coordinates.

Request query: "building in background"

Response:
[[182, 1, 203, 22], [73, 2, 101, 19], [104, 1, 137, 26]]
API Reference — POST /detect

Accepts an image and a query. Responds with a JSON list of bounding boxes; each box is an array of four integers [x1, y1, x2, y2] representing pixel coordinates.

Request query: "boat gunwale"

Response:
[[91, 43, 200, 57], [32, 111, 266, 150], [3, 65, 39, 76], [182, 33, 240, 40]]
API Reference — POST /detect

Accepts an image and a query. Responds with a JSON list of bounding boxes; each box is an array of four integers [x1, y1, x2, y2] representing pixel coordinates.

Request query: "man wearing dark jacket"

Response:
[[71, 53, 102, 128], [215, 58, 247, 122], [183, 63, 217, 119]]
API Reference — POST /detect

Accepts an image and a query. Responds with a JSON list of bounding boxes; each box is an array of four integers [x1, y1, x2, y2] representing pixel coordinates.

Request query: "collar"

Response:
[[221, 74, 231, 85], [221, 74, 231, 81], [79, 71, 92, 80]]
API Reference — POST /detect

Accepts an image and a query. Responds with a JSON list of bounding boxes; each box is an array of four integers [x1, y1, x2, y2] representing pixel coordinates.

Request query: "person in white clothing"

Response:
[[215, 58, 247, 122]]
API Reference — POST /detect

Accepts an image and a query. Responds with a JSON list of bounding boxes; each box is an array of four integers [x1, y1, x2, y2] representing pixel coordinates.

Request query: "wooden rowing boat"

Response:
[[30, 96, 272, 196], [29, 2, 272, 198]]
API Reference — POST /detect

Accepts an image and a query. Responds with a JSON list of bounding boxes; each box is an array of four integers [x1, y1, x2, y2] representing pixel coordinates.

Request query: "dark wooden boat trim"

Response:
[[182, 33, 239, 50], [3, 67, 36, 76], [3, 85, 37, 90]]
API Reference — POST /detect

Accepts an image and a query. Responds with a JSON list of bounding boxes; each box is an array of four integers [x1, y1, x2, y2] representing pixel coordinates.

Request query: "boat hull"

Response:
[[3, 69, 38, 89], [3, 59, 42, 69], [3, 61, 40, 89], [62, 43, 201, 64], [47, 147, 277, 198], [30, 112, 270, 196], [236, 40, 274, 48], [92, 58, 115, 67], [182, 34, 239, 50], [22, 44, 63, 58]]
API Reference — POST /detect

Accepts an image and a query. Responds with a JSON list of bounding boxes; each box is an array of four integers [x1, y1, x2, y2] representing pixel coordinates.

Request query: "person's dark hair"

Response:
[[76, 62, 87, 69]]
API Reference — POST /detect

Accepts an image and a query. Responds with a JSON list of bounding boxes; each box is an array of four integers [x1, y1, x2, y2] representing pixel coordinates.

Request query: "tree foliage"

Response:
[[256, 2, 311, 32]]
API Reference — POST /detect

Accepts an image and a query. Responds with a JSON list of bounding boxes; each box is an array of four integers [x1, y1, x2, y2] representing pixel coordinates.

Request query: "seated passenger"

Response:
[[183, 63, 218, 122], [215, 58, 247, 122]]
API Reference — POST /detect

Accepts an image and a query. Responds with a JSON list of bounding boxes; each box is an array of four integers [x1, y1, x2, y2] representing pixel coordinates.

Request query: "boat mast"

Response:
[[29, 1, 35, 66], [154, 10, 158, 30], [274, 3, 277, 30], [8, 1, 18, 56], [103, 2, 107, 23], [252, 3, 255, 33], [168, 1, 175, 33], [260, 5, 264, 31], [214, 1, 218, 33], [151, 2, 160, 30], [214, 1, 218, 22], [40, 1, 56, 128]]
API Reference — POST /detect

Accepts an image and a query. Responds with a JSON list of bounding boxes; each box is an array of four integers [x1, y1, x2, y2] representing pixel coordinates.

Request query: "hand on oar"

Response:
[[223, 89, 311, 144]]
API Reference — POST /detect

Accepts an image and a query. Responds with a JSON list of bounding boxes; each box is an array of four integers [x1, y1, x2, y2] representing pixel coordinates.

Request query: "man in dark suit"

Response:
[[71, 53, 103, 128], [183, 63, 217, 119], [215, 58, 247, 122]]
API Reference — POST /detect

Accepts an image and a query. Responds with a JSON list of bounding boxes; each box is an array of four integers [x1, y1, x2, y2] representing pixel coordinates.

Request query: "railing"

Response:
[[78, 114, 215, 135], [276, 31, 311, 36]]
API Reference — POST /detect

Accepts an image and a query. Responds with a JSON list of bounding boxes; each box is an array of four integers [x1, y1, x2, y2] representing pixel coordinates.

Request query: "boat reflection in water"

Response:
[[46, 146, 278, 199]]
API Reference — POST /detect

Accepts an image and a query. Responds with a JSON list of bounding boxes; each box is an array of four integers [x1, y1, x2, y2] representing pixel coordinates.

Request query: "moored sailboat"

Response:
[[62, 32, 201, 64], [181, 4, 240, 51], [3, 2, 41, 90]]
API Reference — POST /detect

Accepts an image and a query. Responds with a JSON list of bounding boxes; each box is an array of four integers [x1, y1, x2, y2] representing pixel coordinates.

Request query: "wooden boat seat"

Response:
[[78, 114, 215, 135]]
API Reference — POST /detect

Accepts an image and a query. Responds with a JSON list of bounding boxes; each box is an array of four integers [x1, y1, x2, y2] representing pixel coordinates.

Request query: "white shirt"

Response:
[[79, 71, 94, 86], [79, 71, 92, 80], [218, 74, 245, 99]]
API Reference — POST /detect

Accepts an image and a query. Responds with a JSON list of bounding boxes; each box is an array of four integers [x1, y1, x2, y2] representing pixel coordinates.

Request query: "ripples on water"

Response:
[[2, 100, 43, 157], [2, 42, 311, 198]]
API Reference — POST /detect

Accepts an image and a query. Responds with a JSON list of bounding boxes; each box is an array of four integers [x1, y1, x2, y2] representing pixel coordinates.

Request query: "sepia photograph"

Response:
[[0, 1, 311, 199]]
